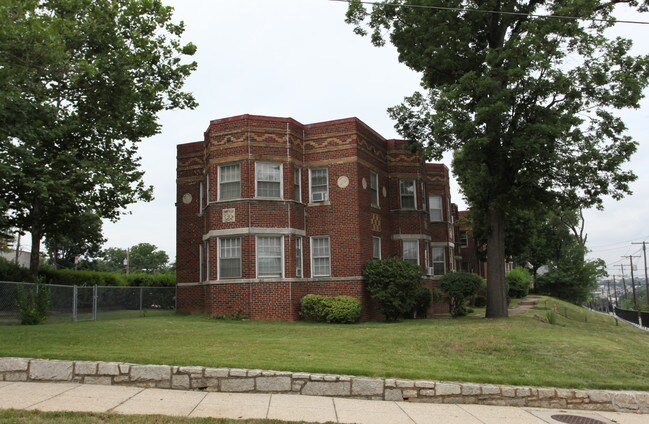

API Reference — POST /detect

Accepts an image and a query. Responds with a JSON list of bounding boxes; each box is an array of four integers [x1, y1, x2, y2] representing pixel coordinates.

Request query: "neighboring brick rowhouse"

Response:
[[176, 114, 459, 320]]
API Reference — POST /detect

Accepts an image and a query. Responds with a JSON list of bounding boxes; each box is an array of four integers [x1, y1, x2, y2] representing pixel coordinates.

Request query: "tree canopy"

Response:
[[0, 0, 197, 273], [346, 0, 649, 317]]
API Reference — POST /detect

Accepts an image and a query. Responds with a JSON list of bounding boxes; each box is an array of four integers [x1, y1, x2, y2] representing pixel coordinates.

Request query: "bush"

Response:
[[410, 286, 431, 319], [363, 258, 423, 322], [0, 257, 33, 282], [16, 282, 51, 325], [39, 269, 127, 286], [439, 272, 485, 317], [506, 268, 532, 298], [474, 295, 487, 307], [126, 272, 176, 287], [300, 294, 361, 323]]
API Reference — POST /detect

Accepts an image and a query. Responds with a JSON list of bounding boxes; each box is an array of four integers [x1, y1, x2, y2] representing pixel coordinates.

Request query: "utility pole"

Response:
[[14, 232, 21, 265], [616, 264, 628, 297], [632, 241, 648, 306], [612, 275, 618, 305], [606, 279, 612, 312], [622, 255, 641, 310]]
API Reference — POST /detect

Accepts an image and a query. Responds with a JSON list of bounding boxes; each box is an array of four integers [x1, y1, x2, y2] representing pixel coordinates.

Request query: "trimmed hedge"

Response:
[[506, 268, 532, 298], [0, 258, 175, 287], [363, 258, 423, 322], [439, 272, 485, 317], [300, 294, 361, 324]]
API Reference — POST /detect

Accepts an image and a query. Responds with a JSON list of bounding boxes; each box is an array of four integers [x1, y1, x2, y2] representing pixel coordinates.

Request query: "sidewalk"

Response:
[[0, 381, 646, 424]]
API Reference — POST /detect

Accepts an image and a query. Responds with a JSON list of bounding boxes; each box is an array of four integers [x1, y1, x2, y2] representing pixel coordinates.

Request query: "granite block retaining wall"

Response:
[[1, 357, 647, 414]]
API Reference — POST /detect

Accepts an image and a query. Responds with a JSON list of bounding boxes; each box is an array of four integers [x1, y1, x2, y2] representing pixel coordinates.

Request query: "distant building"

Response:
[[0, 249, 31, 269], [176, 115, 458, 320]]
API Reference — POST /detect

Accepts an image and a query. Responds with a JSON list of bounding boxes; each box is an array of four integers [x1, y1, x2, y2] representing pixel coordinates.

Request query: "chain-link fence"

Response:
[[0, 281, 176, 324]]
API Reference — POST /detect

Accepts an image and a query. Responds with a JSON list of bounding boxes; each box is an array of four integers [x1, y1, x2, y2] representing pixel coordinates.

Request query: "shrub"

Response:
[[410, 286, 431, 319], [363, 258, 423, 322], [439, 272, 485, 317], [506, 268, 532, 298], [39, 269, 127, 286], [474, 295, 487, 307], [16, 282, 51, 325], [300, 294, 361, 323], [0, 257, 33, 282], [126, 272, 176, 287]]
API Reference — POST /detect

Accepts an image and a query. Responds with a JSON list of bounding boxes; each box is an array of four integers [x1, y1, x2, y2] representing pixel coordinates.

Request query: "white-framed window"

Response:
[[296, 237, 303, 278], [403, 240, 419, 265], [206, 172, 211, 204], [400, 180, 416, 209], [429, 195, 443, 222], [432, 246, 446, 276], [370, 171, 379, 207], [421, 182, 426, 210], [199, 243, 204, 282], [199, 182, 204, 214], [256, 236, 283, 278], [424, 240, 430, 270], [294, 167, 301, 202], [205, 240, 210, 281], [459, 231, 469, 247], [219, 237, 241, 279], [311, 236, 331, 276], [256, 162, 282, 198], [219, 163, 241, 200], [309, 168, 328, 202], [372, 236, 381, 259]]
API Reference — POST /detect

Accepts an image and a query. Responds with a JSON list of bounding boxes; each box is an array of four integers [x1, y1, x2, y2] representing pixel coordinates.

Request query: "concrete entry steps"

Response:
[[1, 357, 648, 415], [0, 382, 647, 424]]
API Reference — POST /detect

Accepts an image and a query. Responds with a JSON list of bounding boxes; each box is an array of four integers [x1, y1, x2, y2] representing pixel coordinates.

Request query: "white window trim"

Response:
[[370, 171, 379, 208], [218, 163, 241, 201], [372, 236, 381, 260], [424, 240, 430, 270], [294, 167, 302, 203], [403, 240, 419, 265], [310, 236, 331, 277], [429, 195, 443, 222], [205, 240, 210, 282], [421, 182, 426, 210], [255, 162, 283, 199], [199, 181, 204, 214], [432, 246, 446, 276], [309, 168, 329, 202], [256, 235, 284, 278], [400, 179, 417, 209], [460, 231, 469, 247], [296, 237, 303, 278], [217, 237, 242, 280], [199, 243, 204, 282]]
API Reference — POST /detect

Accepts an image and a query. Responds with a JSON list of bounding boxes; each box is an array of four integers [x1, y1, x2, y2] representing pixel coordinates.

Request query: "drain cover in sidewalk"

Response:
[[529, 410, 614, 424], [551, 414, 608, 424]]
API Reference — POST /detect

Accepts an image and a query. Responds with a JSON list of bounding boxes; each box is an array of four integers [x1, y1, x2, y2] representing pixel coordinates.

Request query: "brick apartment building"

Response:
[[176, 114, 457, 320]]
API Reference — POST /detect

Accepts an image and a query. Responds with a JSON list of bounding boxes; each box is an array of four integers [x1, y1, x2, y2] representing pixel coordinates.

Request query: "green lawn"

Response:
[[1, 296, 647, 391], [0, 410, 309, 424]]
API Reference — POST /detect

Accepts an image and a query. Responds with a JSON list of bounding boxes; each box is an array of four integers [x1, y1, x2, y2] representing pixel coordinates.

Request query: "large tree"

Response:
[[44, 210, 105, 269], [346, 0, 648, 317], [0, 0, 197, 273]]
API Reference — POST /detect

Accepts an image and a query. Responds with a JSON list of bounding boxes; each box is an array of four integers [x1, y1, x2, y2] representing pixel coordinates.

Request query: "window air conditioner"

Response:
[[427, 267, 434, 276], [312, 192, 326, 202]]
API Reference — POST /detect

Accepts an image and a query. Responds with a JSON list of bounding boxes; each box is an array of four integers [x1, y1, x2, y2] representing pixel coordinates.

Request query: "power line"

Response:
[[332, 0, 649, 25]]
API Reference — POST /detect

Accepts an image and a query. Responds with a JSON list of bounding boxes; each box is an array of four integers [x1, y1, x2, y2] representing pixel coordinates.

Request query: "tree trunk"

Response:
[[485, 204, 508, 318], [29, 229, 41, 277]]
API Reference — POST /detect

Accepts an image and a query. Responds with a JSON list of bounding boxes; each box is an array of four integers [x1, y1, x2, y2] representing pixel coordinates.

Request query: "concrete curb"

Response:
[[1, 357, 647, 414]]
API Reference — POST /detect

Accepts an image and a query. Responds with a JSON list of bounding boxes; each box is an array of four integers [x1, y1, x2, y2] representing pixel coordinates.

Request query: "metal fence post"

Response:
[[93, 285, 98, 321], [139, 286, 143, 316], [72, 285, 78, 322]]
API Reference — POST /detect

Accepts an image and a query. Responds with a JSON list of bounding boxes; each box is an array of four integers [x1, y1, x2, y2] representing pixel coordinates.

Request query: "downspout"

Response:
[[287, 122, 291, 318]]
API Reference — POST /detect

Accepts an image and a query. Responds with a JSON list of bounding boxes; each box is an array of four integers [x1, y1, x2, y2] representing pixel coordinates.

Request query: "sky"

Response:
[[100, 0, 649, 278]]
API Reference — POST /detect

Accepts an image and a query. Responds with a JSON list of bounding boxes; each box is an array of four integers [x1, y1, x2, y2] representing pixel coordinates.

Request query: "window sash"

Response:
[[429, 195, 443, 221], [310, 168, 328, 201], [256, 162, 282, 198], [219, 237, 241, 279], [403, 240, 419, 265], [432, 246, 446, 276], [311, 237, 331, 276], [219, 164, 241, 200], [370, 172, 379, 207], [257, 236, 283, 277], [400, 180, 416, 209], [296, 237, 303, 277], [372, 237, 381, 259], [294, 168, 301, 202]]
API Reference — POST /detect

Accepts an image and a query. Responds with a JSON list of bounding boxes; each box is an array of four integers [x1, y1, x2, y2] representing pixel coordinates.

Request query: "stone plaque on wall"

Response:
[[222, 208, 235, 223]]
